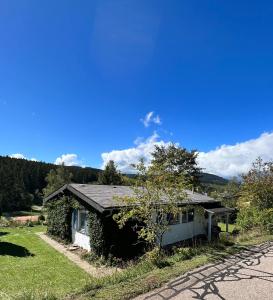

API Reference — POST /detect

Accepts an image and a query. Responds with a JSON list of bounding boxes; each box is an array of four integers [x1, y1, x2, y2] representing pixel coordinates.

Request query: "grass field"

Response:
[[0, 225, 272, 300], [0, 225, 91, 299], [218, 222, 236, 233], [2, 206, 44, 218]]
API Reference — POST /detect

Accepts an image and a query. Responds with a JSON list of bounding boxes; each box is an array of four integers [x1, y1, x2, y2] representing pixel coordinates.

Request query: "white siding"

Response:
[[162, 210, 207, 246], [72, 228, 91, 251]]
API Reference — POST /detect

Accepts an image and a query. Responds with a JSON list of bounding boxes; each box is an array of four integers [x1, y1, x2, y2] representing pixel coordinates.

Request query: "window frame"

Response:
[[167, 212, 180, 225], [77, 209, 88, 234], [187, 209, 194, 222], [181, 211, 188, 223]]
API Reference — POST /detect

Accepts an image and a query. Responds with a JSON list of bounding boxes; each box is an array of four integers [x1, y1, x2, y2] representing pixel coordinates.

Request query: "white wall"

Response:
[[70, 207, 208, 250], [72, 228, 91, 251], [71, 209, 91, 251], [162, 210, 207, 246]]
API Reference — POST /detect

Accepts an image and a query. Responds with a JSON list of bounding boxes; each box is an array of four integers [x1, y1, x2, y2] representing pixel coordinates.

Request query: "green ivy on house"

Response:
[[46, 195, 79, 242], [88, 208, 107, 257]]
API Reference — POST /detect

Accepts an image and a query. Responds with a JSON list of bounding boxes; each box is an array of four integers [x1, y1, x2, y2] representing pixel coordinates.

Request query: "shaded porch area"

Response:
[[205, 207, 235, 241]]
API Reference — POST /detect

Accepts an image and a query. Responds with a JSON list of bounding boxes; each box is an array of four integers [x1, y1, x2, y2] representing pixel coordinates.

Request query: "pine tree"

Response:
[[98, 160, 123, 185]]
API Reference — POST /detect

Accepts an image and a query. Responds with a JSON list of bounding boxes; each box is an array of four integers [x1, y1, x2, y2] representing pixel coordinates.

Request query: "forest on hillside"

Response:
[[0, 156, 228, 212], [0, 156, 100, 212]]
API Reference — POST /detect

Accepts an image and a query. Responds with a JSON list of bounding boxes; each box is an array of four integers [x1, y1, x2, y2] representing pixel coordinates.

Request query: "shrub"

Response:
[[88, 209, 106, 257], [219, 232, 234, 246], [26, 220, 34, 227], [38, 214, 45, 222], [236, 207, 273, 232], [142, 247, 171, 268], [174, 247, 192, 260], [88, 209, 144, 259]]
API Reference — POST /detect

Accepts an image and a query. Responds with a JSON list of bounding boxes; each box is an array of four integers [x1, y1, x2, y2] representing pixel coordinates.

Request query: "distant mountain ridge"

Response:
[[126, 171, 228, 186], [199, 172, 228, 185]]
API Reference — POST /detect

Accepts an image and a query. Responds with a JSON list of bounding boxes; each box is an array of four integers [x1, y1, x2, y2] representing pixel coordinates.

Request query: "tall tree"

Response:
[[151, 144, 201, 189], [98, 160, 123, 185], [43, 164, 73, 197], [239, 157, 273, 210], [114, 158, 188, 253]]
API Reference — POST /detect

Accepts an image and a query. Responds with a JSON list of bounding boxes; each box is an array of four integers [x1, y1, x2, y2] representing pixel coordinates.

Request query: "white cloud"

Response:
[[101, 132, 273, 178], [141, 111, 161, 127], [101, 132, 172, 173], [197, 132, 273, 177], [55, 154, 84, 167], [9, 153, 37, 161], [10, 153, 27, 159]]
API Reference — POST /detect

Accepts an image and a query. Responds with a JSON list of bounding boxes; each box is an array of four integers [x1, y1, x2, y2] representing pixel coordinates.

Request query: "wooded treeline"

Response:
[[0, 153, 228, 213], [0, 156, 100, 212]]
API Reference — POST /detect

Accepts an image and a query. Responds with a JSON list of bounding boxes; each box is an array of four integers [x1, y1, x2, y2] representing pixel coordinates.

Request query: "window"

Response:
[[72, 209, 78, 230], [167, 213, 180, 225], [78, 210, 88, 234], [181, 211, 187, 223], [188, 209, 194, 222]]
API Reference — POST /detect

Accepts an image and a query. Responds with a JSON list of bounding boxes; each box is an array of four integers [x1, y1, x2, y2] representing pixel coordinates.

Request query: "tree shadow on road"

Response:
[[0, 242, 34, 257], [143, 242, 273, 300]]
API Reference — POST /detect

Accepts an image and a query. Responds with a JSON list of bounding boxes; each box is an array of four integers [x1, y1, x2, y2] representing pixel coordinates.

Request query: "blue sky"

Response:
[[0, 0, 273, 177]]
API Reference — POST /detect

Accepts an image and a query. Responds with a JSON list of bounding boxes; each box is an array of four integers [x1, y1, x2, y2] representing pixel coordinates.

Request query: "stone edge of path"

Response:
[[36, 232, 120, 278]]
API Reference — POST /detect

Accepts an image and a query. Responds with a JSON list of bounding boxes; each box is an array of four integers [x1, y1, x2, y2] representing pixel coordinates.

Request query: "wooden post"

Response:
[[208, 212, 212, 242]]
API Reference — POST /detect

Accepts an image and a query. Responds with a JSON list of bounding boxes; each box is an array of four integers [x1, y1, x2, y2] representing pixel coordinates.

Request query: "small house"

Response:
[[44, 184, 233, 257]]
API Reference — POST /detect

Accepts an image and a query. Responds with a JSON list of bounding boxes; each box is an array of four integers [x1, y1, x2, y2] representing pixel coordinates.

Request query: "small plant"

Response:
[[142, 247, 171, 268], [219, 232, 234, 246], [26, 220, 34, 227], [38, 214, 45, 222]]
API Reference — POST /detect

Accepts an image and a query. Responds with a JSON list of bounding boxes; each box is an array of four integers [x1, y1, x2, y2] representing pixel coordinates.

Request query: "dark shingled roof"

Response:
[[44, 183, 220, 213]]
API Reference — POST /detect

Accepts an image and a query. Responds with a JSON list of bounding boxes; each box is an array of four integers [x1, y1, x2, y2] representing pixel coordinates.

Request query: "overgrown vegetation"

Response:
[[46, 196, 74, 242], [114, 144, 200, 254], [88, 209, 106, 256], [73, 229, 273, 300], [236, 158, 273, 233]]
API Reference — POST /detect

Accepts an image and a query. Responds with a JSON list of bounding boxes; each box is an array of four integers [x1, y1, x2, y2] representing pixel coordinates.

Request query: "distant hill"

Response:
[[126, 172, 228, 186], [199, 172, 228, 186]]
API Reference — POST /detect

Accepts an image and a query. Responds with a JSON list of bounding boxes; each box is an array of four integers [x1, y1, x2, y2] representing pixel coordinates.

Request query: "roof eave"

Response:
[[43, 184, 106, 213]]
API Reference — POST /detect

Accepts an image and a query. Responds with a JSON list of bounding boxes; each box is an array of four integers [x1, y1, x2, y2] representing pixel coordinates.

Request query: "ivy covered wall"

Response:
[[46, 195, 144, 258], [88, 208, 145, 258], [46, 195, 76, 242]]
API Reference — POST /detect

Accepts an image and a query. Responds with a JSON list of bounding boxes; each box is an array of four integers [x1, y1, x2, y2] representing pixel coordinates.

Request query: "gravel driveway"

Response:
[[135, 242, 273, 300]]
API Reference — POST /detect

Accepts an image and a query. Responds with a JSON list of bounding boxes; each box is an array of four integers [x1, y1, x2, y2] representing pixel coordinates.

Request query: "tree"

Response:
[[98, 160, 123, 185], [212, 177, 240, 208], [43, 164, 73, 197], [239, 157, 273, 210], [151, 144, 201, 189], [113, 159, 188, 252]]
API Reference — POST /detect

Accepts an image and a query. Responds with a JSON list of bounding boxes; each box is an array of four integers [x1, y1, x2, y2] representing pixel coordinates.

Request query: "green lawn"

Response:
[[218, 222, 236, 233], [1, 225, 272, 300], [0, 225, 91, 299]]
